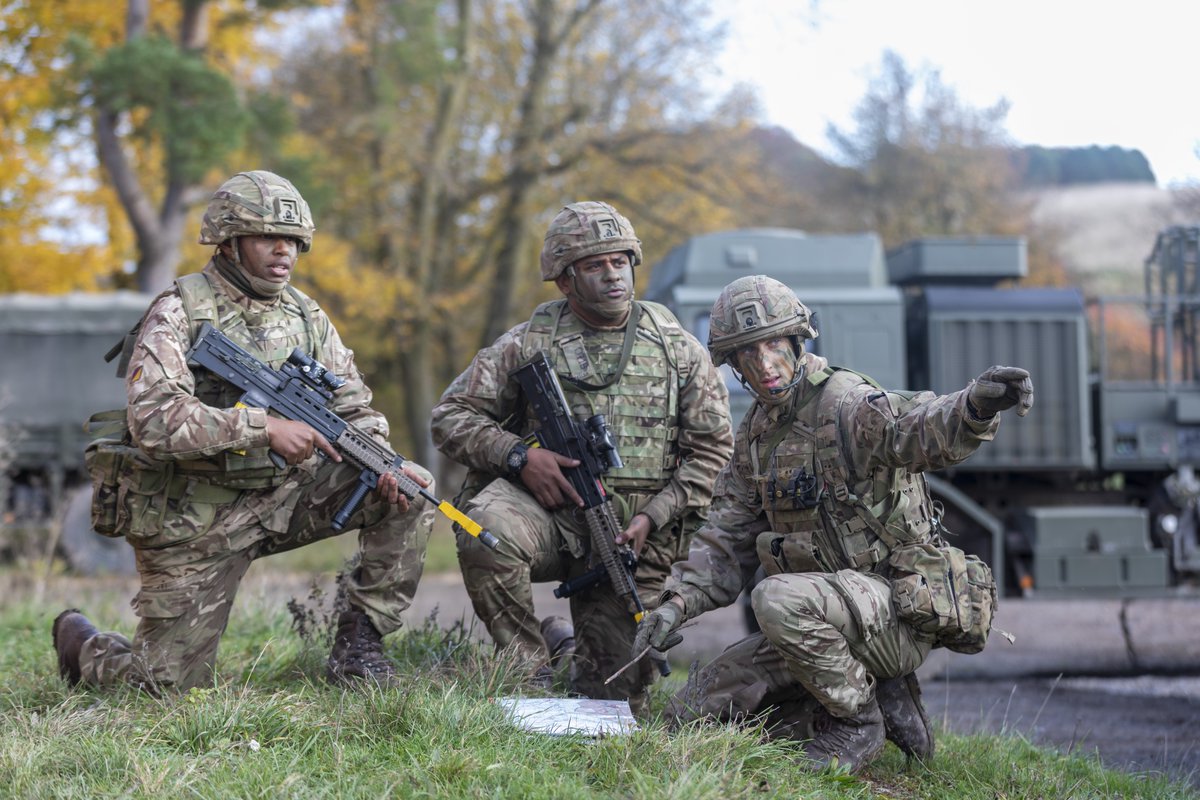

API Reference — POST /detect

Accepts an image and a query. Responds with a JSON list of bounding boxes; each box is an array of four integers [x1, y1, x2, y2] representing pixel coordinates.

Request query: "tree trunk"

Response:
[[480, 0, 596, 347], [94, 0, 209, 294], [402, 0, 475, 471]]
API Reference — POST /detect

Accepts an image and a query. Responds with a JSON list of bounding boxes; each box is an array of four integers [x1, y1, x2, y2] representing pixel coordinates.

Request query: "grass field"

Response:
[[1, 562, 1194, 800]]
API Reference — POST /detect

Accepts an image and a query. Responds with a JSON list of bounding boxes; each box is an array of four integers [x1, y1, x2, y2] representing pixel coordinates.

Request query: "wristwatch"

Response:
[[505, 442, 530, 479]]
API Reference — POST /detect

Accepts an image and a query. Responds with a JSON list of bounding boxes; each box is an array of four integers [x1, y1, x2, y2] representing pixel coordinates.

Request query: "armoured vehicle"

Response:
[[0, 292, 149, 574], [644, 226, 1200, 597]]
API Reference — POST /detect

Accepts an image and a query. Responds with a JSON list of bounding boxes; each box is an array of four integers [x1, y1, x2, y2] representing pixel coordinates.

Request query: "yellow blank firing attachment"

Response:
[[439, 502, 500, 550]]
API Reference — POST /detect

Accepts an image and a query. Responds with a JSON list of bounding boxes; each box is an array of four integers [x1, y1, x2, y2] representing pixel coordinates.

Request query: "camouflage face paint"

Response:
[[735, 337, 798, 404], [558, 251, 633, 326]]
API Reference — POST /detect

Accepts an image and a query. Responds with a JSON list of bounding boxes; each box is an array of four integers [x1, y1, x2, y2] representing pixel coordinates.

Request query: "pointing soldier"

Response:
[[634, 275, 1032, 771], [54, 170, 435, 692], [431, 201, 733, 713]]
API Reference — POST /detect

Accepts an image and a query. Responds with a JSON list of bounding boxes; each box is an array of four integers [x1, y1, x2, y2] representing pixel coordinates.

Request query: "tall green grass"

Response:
[[0, 577, 1193, 799]]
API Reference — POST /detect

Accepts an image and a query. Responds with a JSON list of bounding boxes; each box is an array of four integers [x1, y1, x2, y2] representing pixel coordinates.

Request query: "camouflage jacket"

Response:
[[430, 301, 733, 532], [125, 260, 386, 473], [664, 352, 1000, 620]]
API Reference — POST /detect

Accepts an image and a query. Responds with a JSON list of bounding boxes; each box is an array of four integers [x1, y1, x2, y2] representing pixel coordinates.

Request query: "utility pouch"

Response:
[[756, 529, 823, 577], [888, 540, 996, 654], [83, 409, 173, 540]]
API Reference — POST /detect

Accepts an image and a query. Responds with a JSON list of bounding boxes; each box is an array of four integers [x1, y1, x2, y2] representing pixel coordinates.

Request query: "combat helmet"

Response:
[[199, 170, 315, 253], [540, 201, 643, 281], [707, 275, 818, 368]]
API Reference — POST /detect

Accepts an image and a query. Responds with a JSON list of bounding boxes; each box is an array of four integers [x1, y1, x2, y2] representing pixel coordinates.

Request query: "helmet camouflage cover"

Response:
[[708, 274, 818, 367], [199, 170, 315, 252], [540, 201, 643, 281]]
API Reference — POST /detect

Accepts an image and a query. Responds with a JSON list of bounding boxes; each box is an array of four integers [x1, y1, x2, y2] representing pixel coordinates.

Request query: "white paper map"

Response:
[[495, 697, 639, 737]]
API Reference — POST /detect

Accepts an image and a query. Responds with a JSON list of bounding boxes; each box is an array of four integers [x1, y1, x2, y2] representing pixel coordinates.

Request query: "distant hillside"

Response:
[[1029, 182, 1196, 295], [1016, 145, 1156, 187]]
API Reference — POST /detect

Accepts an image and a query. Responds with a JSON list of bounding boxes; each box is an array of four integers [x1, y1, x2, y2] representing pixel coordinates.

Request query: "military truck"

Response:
[[0, 292, 149, 574], [644, 226, 1200, 597]]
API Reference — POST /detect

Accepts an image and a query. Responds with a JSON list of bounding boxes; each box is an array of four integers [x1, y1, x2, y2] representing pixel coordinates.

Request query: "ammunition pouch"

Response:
[[83, 410, 146, 537], [756, 529, 824, 577], [888, 540, 996, 654], [84, 410, 241, 544]]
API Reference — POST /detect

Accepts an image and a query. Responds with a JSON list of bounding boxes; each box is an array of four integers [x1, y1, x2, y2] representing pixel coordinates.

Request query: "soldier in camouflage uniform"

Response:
[[430, 201, 733, 714], [633, 275, 1034, 771], [53, 171, 436, 692]]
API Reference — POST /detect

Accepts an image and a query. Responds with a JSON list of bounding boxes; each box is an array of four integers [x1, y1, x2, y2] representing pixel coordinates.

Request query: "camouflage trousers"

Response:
[[666, 569, 931, 728], [457, 478, 689, 715], [78, 457, 435, 691]]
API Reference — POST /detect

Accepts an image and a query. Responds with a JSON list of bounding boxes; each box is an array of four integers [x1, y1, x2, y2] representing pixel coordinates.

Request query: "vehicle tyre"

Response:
[[59, 485, 136, 575]]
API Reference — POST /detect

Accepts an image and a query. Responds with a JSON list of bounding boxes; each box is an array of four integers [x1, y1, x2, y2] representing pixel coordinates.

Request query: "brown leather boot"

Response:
[[540, 615, 575, 670], [803, 698, 886, 773], [52, 609, 98, 686], [326, 609, 398, 687], [877, 672, 934, 761]]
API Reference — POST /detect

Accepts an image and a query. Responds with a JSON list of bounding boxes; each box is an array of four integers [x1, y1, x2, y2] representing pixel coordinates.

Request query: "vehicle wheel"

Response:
[[59, 485, 136, 575]]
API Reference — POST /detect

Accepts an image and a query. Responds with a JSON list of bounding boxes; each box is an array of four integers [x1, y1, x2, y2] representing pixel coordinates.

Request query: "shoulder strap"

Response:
[[635, 300, 685, 378], [103, 279, 199, 379], [282, 284, 320, 356], [175, 272, 219, 342], [813, 368, 904, 551]]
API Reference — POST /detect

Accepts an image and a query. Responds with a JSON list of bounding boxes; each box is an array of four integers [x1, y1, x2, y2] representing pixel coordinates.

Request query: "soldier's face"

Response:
[[232, 235, 300, 284], [556, 251, 633, 326], [735, 337, 798, 403]]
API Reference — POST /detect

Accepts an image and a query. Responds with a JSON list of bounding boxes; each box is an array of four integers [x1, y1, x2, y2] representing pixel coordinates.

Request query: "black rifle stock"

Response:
[[185, 322, 498, 548], [510, 351, 670, 676]]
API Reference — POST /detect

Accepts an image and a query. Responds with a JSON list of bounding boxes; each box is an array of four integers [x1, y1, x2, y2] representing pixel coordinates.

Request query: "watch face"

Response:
[[508, 447, 526, 472]]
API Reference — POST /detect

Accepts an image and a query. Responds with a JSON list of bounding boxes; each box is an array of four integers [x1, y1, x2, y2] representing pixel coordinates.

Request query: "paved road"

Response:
[[925, 675, 1200, 789]]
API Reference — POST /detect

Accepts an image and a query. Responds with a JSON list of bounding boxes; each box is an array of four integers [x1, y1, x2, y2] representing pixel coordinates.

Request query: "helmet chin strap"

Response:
[[768, 364, 807, 396]]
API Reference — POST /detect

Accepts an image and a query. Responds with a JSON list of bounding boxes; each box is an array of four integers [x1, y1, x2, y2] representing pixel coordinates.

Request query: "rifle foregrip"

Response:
[[332, 480, 372, 531]]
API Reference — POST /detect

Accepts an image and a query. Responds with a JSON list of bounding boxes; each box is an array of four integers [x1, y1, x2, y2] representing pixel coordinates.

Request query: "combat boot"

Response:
[[52, 608, 98, 686], [326, 609, 398, 687], [527, 665, 555, 690], [540, 615, 576, 670], [877, 672, 934, 761], [803, 698, 886, 773]]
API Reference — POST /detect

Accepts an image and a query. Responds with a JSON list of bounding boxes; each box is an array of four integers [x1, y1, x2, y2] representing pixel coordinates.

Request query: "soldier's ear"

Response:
[[555, 272, 573, 297]]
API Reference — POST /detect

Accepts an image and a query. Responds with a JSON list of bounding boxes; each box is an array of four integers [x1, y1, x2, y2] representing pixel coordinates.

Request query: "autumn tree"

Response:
[[270, 0, 760, 463], [826, 50, 1025, 247], [0, 0, 130, 291], [0, 0, 323, 294]]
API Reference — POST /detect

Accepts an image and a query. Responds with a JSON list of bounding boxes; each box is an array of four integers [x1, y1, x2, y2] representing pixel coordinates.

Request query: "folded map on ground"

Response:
[[495, 697, 638, 737]]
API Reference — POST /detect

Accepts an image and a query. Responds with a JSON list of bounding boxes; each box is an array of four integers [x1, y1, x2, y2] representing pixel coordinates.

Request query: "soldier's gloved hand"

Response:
[[632, 598, 685, 659], [968, 366, 1034, 419]]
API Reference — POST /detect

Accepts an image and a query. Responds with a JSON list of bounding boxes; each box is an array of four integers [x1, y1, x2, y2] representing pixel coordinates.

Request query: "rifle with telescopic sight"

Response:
[[186, 322, 499, 548], [510, 351, 670, 676]]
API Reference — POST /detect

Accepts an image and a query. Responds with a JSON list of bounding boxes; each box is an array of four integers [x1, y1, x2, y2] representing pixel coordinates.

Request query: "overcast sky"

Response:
[[711, 0, 1199, 186]]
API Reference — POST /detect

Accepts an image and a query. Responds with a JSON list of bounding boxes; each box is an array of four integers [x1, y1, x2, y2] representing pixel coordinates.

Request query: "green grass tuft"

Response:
[[1, 570, 1194, 799]]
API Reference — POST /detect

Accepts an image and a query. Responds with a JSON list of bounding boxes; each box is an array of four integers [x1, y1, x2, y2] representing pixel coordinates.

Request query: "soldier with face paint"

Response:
[[633, 275, 1033, 772], [431, 201, 733, 714], [53, 171, 436, 693]]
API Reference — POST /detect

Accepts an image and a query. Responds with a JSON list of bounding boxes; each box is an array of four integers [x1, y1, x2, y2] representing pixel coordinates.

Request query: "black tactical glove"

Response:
[[968, 365, 1034, 419], [632, 600, 685, 658]]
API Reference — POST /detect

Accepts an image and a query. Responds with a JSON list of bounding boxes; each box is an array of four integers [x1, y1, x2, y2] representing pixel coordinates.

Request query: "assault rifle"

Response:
[[186, 322, 499, 548], [510, 351, 670, 676]]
